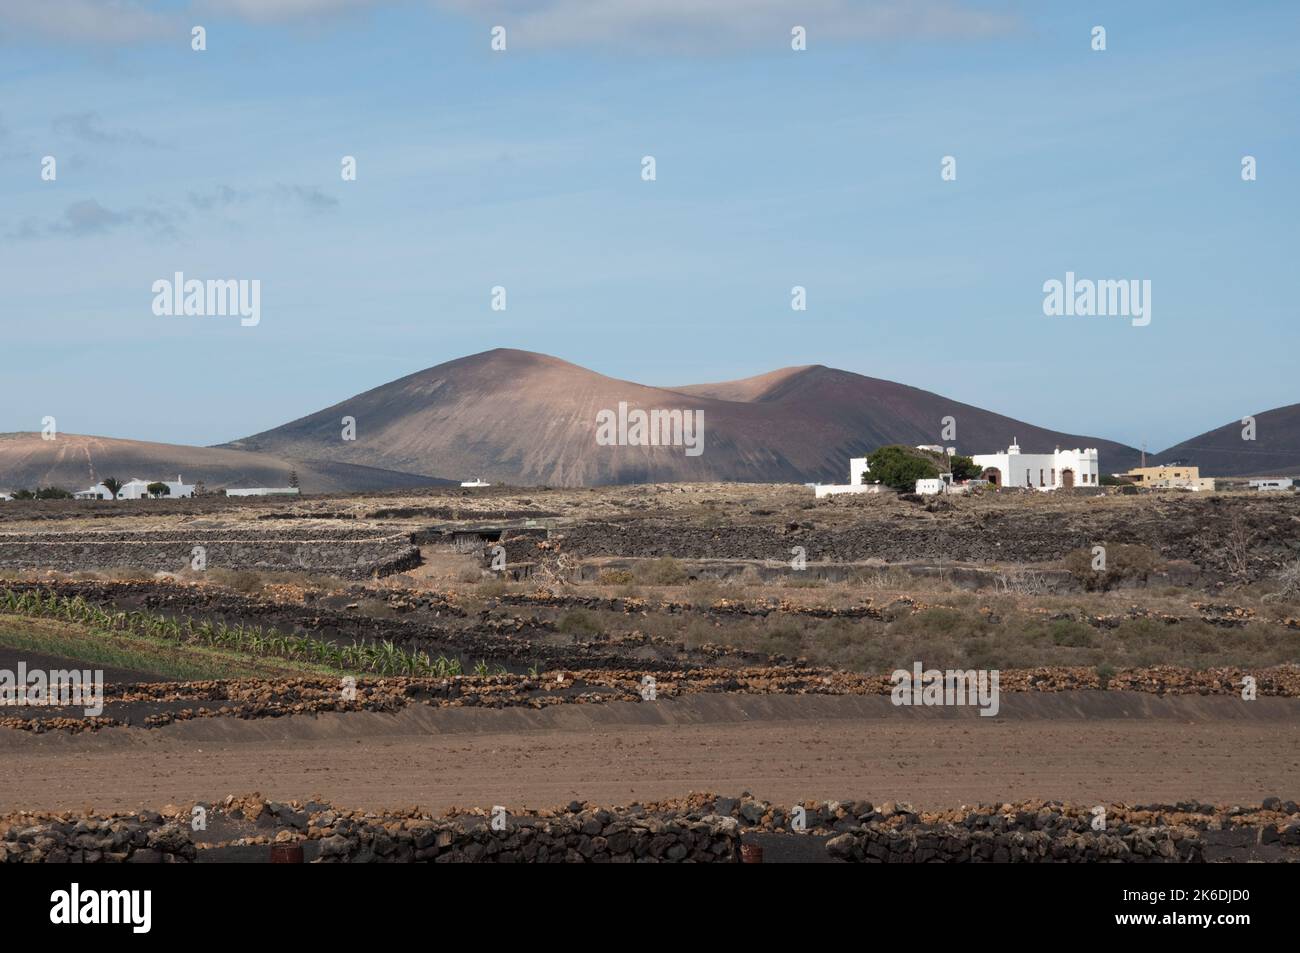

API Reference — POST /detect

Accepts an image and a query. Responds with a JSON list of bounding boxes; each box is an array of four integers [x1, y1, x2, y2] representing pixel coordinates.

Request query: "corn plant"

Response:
[[1, 587, 463, 678]]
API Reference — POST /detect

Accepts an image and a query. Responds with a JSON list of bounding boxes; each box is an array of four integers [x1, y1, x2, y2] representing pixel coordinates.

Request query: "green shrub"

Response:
[[557, 609, 602, 637], [1048, 618, 1095, 647], [865, 445, 941, 491]]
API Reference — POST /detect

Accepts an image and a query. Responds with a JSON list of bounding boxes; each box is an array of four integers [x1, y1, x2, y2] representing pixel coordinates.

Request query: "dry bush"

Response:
[[636, 557, 688, 586], [1062, 543, 1164, 590], [354, 597, 398, 620], [862, 567, 914, 592], [782, 576, 824, 589], [993, 569, 1049, 596], [759, 622, 804, 657], [475, 577, 509, 598], [1224, 511, 1254, 579], [1262, 560, 1300, 603], [207, 568, 265, 594]]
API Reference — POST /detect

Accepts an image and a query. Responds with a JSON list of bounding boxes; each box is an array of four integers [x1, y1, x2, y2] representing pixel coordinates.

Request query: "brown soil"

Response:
[[2, 693, 1296, 815]]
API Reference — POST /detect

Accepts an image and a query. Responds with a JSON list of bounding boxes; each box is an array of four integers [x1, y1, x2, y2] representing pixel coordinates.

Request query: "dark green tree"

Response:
[[146, 482, 171, 498], [950, 454, 982, 481], [866, 445, 941, 492], [101, 477, 124, 500]]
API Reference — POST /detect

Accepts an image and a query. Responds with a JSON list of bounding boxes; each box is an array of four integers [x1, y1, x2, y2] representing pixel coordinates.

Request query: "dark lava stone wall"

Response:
[[0, 531, 420, 579]]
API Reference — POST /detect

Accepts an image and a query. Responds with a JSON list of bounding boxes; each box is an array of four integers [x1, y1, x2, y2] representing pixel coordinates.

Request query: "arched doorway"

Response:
[[982, 467, 1001, 486], [1061, 469, 1075, 488]]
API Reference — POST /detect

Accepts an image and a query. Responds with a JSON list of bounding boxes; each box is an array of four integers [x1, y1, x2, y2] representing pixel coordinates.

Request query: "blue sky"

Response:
[[1, 0, 1296, 451]]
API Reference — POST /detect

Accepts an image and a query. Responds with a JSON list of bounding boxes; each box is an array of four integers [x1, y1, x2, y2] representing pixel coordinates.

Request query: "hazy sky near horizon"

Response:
[[1, 0, 1296, 452]]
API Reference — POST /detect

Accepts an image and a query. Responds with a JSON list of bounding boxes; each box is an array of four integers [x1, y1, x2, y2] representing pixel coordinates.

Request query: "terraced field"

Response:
[[1, 483, 1297, 861]]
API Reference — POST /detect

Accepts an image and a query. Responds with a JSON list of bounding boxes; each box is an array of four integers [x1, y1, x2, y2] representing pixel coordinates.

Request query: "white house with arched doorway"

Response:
[[971, 440, 1099, 491]]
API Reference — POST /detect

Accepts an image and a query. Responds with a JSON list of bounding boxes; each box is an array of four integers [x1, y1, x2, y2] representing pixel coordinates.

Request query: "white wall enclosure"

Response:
[[1249, 478, 1294, 491], [814, 457, 882, 497]]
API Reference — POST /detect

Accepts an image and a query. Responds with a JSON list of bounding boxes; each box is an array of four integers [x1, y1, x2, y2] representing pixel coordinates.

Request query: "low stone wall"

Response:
[[312, 809, 740, 863], [826, 824, 1202, 863], [0, 531, 420, 578], [0, 814, 194, 863], [574, 558, 1087, 591], [5, 794, 1296, 862]]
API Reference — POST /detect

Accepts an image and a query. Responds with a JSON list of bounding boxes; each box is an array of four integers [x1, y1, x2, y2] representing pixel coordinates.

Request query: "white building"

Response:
[[814, 457, 886, 498], [460, 478, 491, 488], [226, 487, 301, 497], [915, 474, 955, 495], [971, 439, 1099, 490], [1249, 478, 1294, 491], [0, 492, 11, 502], [75, 475, 195, 500]]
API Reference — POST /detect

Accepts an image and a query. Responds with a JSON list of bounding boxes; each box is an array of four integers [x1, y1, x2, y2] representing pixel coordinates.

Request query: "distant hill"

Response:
[[0, 432, 447, 494], [1156, 404, 1300, 477], [222, 348, 1142, 485]]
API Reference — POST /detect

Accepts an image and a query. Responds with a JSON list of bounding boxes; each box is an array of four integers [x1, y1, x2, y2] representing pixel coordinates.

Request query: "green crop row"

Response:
[[0, 588, 464, 677]]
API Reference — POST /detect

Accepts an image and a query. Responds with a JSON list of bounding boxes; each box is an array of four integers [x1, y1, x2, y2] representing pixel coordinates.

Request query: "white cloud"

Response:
[[52, 111, 162, 147], [433, 0, 1021, 50], [0, 0, 382, 45], [0, 0, 177, 45], [0, 0, 1018, 48], [8, 198, 179, 239], [197, 0, 386, 24]]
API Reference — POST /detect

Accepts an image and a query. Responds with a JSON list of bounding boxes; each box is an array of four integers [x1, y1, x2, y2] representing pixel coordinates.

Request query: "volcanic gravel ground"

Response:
[[556, 493, 1300, 581]]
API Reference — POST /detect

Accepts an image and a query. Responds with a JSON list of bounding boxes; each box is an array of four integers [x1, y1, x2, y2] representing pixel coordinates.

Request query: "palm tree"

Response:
[[101, 477, 123, 499]]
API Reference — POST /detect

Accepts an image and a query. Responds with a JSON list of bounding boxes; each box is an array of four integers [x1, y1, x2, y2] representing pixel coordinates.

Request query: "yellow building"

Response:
[[1122, 465, 1215, 491]]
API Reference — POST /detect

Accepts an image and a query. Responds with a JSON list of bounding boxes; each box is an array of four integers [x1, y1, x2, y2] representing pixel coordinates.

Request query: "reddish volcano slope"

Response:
[[224, 349, 1141, 485]]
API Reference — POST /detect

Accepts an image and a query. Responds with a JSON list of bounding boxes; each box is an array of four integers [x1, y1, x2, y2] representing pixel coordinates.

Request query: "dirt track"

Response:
[[3, 693, 1297, 814]]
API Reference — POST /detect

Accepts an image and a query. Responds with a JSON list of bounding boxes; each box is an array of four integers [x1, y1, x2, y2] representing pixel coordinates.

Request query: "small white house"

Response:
[[1249, 478, 1294, 491], [814, 457, 885, 498], [971, 439, 1099, 490], [460, 478, 491, 488], [226, 487, 301, 497], [75, 475, 195, 500], [0, 492, 12, 502], [119, 476, 195, 499]]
